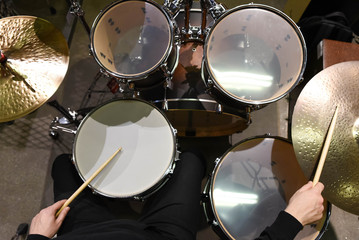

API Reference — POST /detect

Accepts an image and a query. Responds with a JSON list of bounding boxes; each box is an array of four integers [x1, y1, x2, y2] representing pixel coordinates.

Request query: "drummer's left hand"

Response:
[[29, 199, 70, 238]]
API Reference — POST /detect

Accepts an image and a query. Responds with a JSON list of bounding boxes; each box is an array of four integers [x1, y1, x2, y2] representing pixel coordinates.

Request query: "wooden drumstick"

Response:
[[312, 107, 339, 186], [56, 147, 122, 217]]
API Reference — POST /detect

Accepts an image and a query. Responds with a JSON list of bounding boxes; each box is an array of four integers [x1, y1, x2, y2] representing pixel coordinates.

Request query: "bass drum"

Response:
[[202, 4, 306, 109], [91, 0, 178, 89], [203, 136, 330, 240], [144, 41, 249, 137], [73, 98, 178, 200]]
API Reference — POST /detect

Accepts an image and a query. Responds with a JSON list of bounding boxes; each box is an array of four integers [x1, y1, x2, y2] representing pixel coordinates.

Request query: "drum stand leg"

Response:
[[162, 79, 170, 111], [245, 107, 252, 125], [79, 70, 106, 109], [69, 0, 91, 38]]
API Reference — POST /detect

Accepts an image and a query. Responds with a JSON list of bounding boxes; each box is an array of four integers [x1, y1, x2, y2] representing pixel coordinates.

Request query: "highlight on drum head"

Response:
[[91, 0, 173, 79], [73, 99, 176, 199], [203, 4, 306, 106]]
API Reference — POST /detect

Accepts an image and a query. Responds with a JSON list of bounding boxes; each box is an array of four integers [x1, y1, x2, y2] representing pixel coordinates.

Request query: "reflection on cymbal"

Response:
[[0, 16, 69, 122], [292, 61, 359, 215]]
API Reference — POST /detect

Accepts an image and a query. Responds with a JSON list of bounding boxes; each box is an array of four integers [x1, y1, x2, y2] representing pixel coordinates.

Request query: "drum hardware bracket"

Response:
[[47, 100, 80, 126], [181, 26, 204, 41], [201, 0, 225, 20], [49, 117, 77, 139], [163, 0, 185, 17], [160, 63, 173, 79]]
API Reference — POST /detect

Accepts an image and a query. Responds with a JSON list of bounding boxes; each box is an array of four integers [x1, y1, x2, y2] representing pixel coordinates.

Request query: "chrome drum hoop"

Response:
[[202, 4, 307, 109], [90, 0, 177, 83], [73, 98, 178, 199]]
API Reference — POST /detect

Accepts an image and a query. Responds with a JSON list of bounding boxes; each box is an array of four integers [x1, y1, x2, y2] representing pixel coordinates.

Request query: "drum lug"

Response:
[[214, 157, 221, 166], [215, 103, 222, 114], [99, 68, 110, 78], [212, 220, 219, 227], [207, 79, 214, 88], [160, 63, 172, 78], [175, 146, 181, 162], [162, 100, 169, 111], [245, 107, 252, 125]]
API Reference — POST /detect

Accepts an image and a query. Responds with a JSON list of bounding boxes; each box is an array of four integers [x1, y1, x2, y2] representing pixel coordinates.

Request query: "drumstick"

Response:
[[312, 107, 339, 186], [56, 147, 122, 217]]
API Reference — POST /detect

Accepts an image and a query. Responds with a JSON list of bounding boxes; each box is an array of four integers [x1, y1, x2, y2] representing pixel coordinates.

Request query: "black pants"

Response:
[[51, 151, 205, 240]]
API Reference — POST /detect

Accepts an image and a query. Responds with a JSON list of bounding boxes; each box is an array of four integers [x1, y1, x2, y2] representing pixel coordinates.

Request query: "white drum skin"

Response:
[[73, 98, 177, 199], [91, 0, 178, 88], [202, 4, 306, 109]]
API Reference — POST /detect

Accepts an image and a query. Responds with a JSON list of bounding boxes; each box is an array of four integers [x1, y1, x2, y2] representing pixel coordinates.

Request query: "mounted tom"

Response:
[[202, 3, 307, 111], [90, 0, 179, 91]]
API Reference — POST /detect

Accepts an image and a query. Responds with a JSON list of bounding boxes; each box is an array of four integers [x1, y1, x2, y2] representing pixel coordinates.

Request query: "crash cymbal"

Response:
[[0, 16, 69, 122], [292, 61, 359, 215]]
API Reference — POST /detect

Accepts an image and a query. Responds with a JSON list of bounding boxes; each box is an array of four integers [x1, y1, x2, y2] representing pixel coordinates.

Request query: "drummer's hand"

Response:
[[285, 181, 324, 226], [29, 199, 70, 238]]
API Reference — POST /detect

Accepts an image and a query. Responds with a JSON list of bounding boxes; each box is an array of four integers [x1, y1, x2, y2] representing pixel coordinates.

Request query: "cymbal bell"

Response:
[[0, 16, 69, 123], [292, 61, 359, 215]]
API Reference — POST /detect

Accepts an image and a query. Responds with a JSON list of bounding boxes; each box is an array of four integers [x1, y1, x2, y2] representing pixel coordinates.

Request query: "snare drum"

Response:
[[202, 4, 306, 109], [73, 98, 177, 199], [203, 136, 330, 240], [91, 0, 178, 89], [143, 41, 249, 137]]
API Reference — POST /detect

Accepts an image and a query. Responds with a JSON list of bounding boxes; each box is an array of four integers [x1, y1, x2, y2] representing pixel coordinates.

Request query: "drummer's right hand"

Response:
[[285, 181, 324, 226], [29, 199, 70, 238]]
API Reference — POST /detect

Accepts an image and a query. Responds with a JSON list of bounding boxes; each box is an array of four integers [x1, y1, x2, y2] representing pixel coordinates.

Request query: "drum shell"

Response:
[[90, 0, 179, 90], [72, 98, 178, 200], [202, 136, 331, 240], [202, 4, 307, 109]]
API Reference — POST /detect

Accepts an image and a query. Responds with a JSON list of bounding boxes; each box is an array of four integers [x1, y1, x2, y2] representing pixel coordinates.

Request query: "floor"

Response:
[[1, 0, 359, 239]]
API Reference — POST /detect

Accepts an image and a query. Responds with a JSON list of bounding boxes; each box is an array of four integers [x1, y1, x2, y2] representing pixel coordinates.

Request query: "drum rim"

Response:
[[202, 3, 307, 106], [206, 135, 331, 240], [72, 98, 178, 199], [90, 0, 176, 80]]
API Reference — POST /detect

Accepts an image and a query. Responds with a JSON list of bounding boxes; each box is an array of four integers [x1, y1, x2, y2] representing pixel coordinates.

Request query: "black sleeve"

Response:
[[26, 234, 50, 240], [255, 211, 303, 240]]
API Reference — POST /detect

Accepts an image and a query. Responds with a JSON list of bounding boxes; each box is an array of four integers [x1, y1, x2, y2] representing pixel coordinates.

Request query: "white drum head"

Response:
[[73, 99, 176, 198], [204, 4, 306, 105], [91, 0, 172, 78]]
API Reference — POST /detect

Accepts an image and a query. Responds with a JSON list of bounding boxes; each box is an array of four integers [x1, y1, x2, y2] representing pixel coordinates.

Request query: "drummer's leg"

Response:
[[138, 151, 206, 240], [51, 154, 116, 235]]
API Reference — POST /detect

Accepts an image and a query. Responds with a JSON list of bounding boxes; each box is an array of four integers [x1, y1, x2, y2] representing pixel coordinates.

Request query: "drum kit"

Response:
[[1, 0, 359, 239]]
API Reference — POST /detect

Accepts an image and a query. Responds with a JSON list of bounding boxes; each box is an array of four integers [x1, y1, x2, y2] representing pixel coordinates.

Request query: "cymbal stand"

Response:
[[69, 0, 91, 38]]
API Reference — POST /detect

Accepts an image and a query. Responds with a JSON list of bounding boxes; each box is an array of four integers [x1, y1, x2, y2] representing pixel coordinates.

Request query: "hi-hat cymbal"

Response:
[[0, 16, 69, 122], [292, 61, 359, 215]]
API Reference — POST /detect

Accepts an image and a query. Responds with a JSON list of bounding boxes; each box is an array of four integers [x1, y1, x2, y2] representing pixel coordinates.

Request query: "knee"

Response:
[[180, 150, 207, 177]]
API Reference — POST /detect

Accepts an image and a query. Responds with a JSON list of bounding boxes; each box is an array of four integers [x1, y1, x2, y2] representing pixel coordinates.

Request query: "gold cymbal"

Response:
[[0, 16, 69, 122], [292, 61, 359, 215]]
